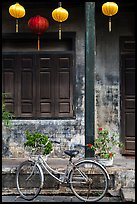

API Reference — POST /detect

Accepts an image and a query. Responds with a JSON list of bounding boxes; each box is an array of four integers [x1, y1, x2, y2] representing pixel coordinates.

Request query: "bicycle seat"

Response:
[[64, 150, 79, 157]]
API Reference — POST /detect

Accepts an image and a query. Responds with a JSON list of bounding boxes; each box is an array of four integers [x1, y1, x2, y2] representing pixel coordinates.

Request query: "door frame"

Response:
[[119, 36, 135, 156]]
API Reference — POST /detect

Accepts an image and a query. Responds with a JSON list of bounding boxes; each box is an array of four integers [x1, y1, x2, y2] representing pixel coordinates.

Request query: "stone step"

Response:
[[2, 157, 135, 196], [120, 188, 135, 202], [2, 169, 115, 192]]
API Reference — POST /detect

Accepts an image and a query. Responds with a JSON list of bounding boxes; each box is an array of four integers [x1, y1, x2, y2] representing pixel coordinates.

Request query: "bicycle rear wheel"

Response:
[[69, 160, 109, 202], [16, 160, 43, 201]]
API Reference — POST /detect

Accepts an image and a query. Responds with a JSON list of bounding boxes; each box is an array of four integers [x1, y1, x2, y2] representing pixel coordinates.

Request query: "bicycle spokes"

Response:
[[69, 161, 108, 202]]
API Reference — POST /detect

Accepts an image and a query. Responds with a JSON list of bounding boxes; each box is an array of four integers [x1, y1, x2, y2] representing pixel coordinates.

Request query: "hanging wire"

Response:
[[58, 2, 62, 7]]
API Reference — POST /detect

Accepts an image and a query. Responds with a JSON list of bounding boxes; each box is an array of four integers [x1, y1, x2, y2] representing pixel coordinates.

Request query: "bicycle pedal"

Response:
[[14, 195, 21, 201]]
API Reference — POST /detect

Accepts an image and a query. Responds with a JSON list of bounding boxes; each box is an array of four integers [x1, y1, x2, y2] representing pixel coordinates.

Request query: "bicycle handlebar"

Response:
[[34, 139, 60, 148], [74, 144, 85, 148], [51, 140, 60, 144], [51, 141, 85, 148]]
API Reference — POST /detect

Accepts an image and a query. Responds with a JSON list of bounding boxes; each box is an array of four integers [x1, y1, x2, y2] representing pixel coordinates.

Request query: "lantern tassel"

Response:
[[59, 23, 61, 40], [109, 17, 111, 32], [38, 35, 40, 50], [16, 18, 18, 33], [58, 2, 62, 7]]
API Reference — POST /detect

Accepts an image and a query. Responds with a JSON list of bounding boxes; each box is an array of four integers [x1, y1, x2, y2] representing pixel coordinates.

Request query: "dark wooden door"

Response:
[[120, 37, 135, 155], [2, 52, 74, 118], [36, 53, 74, 118]]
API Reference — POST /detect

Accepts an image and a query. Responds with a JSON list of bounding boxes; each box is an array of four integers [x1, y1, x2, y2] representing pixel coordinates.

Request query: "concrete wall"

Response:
[[2, 2, 135, 158]]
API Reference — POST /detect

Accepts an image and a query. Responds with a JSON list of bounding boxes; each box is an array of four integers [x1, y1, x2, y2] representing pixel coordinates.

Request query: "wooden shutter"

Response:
[[2, 53, 36, 118], [19, 54, 36, 117], [55, 54, 73, 117], [37, 54, 54, 118], [2, 54, 17, 115], [2, 52, 74, 119], [37, 53, 74, 118]]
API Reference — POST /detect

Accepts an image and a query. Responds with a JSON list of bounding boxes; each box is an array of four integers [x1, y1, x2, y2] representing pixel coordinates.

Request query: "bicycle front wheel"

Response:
[[69, 160, 109, 202], [16, 160, 43, 201]]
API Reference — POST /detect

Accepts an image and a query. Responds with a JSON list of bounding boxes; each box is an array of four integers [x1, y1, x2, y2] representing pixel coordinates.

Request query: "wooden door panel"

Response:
[[19, 55, 35, 117], [3, 72, 14, 98], [125, 71, 135, 95], [125, 112, 135, 136], [39, 71, 53, 116], [55, 54, 73, 117], [38, 55, 54, 117], [21, 70, 33, 115], [2, 55, 17, 114], [125, 139, 135, 151], [125, 99, 135, 109], [59, 72, 70, 99], [120, 36, 135, 156], [120, 53, 135, 155]]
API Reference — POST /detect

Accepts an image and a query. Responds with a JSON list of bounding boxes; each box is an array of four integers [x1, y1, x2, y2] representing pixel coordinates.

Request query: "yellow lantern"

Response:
[[52, 2, 69, 40], [9, 2, 25, 33], [102, 2, 118, 32]]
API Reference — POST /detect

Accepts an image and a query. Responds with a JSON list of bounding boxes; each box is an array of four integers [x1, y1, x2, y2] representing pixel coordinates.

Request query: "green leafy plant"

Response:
[[2, 93, 13, 127], [24, 130, 53, 155], [87, 127, 124, 159]]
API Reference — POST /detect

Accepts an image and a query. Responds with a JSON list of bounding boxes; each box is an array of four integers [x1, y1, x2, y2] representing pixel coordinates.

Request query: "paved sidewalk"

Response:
[[2, 156, 135, 171], [2, 195, 122, 202]]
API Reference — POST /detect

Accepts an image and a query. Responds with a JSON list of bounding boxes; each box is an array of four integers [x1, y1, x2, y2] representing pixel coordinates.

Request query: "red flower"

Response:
[[98, 127, 102, 131], [88, 143, 92, 148], [109, 153, 113, 157]]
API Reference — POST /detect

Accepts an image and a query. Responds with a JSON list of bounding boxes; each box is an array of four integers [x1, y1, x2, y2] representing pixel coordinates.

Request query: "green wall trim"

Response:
[[85, 2, 95, 157]]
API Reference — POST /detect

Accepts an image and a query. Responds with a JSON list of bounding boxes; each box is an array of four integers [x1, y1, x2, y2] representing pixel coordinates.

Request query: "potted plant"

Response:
[[2, 93, 13, 128], [24, 130, 53, 157], [2, 93, 14, 156], [87, 127, 124, 166]]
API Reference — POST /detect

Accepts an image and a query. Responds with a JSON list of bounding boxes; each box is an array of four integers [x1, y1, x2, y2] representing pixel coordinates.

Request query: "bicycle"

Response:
[[16, 140, 110, 202]]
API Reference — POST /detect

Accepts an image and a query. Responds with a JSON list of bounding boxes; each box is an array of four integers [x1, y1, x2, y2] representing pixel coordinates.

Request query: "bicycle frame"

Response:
[[75, 159, 110, 180], [30, 154, 110, 184], [30, 155, 74, 184]]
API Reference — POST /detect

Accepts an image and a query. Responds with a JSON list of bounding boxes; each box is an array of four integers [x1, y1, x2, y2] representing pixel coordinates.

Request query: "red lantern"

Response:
[[28, 15, 49, 50]]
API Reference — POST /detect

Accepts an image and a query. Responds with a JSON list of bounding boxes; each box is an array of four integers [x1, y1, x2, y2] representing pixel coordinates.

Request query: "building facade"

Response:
[[2, 1, 135, 158]]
